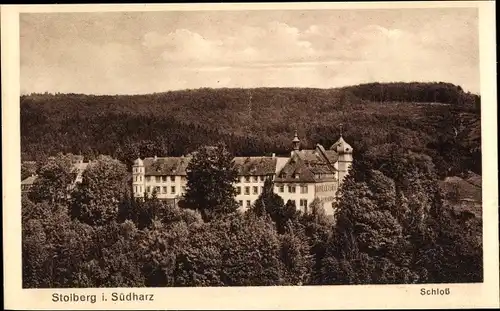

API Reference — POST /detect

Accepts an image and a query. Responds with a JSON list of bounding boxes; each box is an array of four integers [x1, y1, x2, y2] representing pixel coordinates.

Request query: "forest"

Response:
[[22, 145, 482, 287], [21, 82, 482, 287], [21, 82, 481, 178]]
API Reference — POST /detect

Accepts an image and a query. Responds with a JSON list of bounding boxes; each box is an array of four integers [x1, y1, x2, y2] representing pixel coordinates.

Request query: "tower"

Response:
[[291, 130, 301, 156], [331, 125, 353, 183], [132, 157, 145, 198]]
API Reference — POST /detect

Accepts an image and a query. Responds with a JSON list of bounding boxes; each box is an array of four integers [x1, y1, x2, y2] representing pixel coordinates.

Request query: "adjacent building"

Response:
[[132, 132, 353, 215], [21, 155, 90, 194]]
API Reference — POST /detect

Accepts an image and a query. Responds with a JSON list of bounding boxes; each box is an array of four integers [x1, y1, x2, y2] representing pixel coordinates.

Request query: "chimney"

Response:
[[272, 153, 275, 158]]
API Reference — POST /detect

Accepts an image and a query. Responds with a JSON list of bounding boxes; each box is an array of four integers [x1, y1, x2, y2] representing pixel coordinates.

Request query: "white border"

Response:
[[2, 2, 498, 310]]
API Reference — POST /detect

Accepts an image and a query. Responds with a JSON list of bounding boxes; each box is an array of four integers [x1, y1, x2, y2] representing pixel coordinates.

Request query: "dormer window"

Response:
[[295, 174, 300, 179]]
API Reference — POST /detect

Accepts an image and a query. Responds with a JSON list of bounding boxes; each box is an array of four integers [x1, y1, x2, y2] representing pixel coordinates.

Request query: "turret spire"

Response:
[[339, 123, 343, 137], [292, 130, 300, 151]]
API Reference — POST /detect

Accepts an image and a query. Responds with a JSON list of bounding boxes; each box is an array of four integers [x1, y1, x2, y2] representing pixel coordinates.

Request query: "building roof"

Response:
[[274, 145, 338, 183], [142, 156, 279, 176], [330, 136, 353, 154], [144, 157, 192, 176], [21, 175, 38, 185], [274, 156, 317, 183], [71, 155, 84, 163], [74, 162, 89, 172], [233, 157, 277, 176]]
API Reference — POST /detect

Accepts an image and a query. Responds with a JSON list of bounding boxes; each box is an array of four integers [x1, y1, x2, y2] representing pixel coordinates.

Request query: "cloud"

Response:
[[142, 21, 317, 67], [20, 10, 480, 95]]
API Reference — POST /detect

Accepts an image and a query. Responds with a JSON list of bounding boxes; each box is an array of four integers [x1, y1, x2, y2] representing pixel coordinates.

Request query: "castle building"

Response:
[[132, 132, 353, 215]]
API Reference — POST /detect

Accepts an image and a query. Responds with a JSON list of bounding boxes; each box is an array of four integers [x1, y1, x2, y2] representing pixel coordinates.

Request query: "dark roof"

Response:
[[144, 157, 192, 176], [274, 156, 317, 183], [21, 175, 38, 185], [143, 156, 278, 176], [274, 146, 338, 183], [233, 157, 277, 176]]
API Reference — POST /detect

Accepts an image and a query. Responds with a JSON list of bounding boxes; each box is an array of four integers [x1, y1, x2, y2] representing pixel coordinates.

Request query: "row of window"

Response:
[[241, 175, 268, 183], [133, 175, 187, 183], [275, 185, 308, 194], [315, 173, 335, 179], [316, 184, 336, 193], [134, 185, 186, 195], [134, 175, 268, 183], [146, 176, 185, 183], [236, 186, 264, 196], [238, 199, 308, 208], [234, 185, 309, 196]]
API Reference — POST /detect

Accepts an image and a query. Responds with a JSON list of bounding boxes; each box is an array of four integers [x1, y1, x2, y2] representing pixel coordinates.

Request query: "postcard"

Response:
[[2, 2, 498, 309]]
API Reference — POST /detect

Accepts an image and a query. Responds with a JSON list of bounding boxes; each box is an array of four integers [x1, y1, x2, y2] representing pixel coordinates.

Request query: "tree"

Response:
[[21, 161, 38, 180], [174, 213, 284, 286], [139, 220, 190, 286], [182, 143, 239, 221], [248, 178, 301, 234], [279, 223, 314, 285], [29, 153, 76, 204], [70, 155, 129, 226]]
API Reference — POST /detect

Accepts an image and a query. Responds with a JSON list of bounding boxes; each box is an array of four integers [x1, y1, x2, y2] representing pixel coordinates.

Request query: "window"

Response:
[[253, 176, 258, 182], [139, 175, 142, 182], [300, 199, 308, 213], [155, 186, 160, 193], [288, 185, 296, 193], [170, 176, 175, 182], [253, 186, 258, 194], [162, 176, 167, 182], [134, 186, 137, 193], [279, 185, 284, 193], [171, 186, 176, 194], [236, 186, 241, 195], [147, 176, 151, 182], [246, 200, 251, 207], [156, 176, 161, 183], [146, 186, 151, 193], [260, 176, 265, 181], [245, 176, 250, 182], [239, 200, 243, 207], [300, 186, 308, 194], [135, 176, 138, 182], [245, 186, 250, 195]]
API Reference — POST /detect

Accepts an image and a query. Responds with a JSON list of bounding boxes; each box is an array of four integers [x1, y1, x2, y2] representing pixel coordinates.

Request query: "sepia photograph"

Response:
[[2, 2, 498, 310]]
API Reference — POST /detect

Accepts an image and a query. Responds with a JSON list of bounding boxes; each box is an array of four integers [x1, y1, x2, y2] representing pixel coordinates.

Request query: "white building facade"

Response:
[[132, 132, 353, 215]]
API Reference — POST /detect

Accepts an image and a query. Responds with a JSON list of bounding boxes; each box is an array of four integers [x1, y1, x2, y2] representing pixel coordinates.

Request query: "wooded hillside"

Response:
[[20, 82, 481, 178]]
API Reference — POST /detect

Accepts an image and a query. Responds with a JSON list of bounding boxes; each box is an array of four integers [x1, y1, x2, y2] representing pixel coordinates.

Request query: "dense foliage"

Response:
[[181, 143, 239, 221], [21, 82, 480, 178], [22, 145, 482, 288], [21, 82, 482, 287]]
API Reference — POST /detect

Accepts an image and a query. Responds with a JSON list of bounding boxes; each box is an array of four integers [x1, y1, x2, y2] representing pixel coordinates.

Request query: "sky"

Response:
[[20, 8, 480, 95]]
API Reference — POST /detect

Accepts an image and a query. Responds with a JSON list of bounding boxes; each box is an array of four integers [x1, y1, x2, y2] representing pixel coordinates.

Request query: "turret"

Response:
[[132, 157, 145, 198], [291, 130, 301, 156], [330, 126, 353, 182]]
